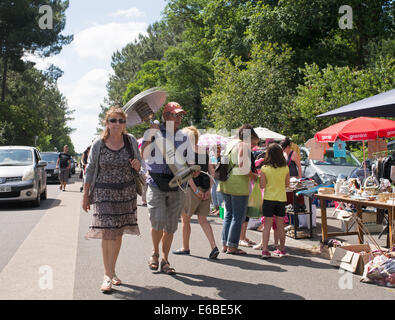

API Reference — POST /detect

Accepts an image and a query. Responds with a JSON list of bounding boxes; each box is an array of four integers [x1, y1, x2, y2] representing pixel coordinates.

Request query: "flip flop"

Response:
[[226, 248, 247, 255], [172, 248, 190, 255], [209, 247, 219, 259]]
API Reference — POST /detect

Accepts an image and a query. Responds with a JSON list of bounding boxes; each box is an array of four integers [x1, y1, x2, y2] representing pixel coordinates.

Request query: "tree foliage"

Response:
[[105, 0, 395, 145], [0, 1, 74, 153]]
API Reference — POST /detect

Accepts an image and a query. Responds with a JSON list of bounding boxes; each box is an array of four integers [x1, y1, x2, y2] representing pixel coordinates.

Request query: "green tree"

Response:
[[203, 43, 295, 132], [292, 54, 395, 143], [0, 0, 72, 101], [248, 0, 395, 70], [107, 21, 183, 104]]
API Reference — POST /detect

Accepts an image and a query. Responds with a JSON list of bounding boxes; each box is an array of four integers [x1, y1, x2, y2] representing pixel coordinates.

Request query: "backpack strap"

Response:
[[123, 134, 135, 160], [287, 150, 294, 166]]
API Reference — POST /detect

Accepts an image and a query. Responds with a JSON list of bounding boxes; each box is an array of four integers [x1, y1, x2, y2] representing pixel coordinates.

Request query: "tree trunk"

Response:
[[1, 24, 9, 102], [1, 56, 7, 102]]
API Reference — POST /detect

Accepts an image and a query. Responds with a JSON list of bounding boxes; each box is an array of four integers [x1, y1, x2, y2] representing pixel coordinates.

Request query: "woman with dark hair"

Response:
[[259, 143, 290, 259], [218, 124, 259, 255], [280, 137, 302, 179]]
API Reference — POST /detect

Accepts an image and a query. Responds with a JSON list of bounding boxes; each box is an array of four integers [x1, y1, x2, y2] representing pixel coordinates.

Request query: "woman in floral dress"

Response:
[[82, 106, 141, 293]]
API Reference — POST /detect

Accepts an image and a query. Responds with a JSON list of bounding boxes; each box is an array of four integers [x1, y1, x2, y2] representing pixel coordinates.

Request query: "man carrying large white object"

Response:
[[141, 102, 197, 275]]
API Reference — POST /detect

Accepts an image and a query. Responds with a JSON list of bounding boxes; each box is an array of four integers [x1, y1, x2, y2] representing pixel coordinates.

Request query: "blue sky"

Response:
[[30, 0, 167, 153]]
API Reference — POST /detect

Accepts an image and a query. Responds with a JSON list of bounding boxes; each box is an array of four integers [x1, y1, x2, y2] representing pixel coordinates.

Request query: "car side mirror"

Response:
[[37, 161, 47, 167]]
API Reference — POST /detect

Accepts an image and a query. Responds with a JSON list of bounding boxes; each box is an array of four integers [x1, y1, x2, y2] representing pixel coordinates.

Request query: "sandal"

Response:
[[112, 274, 122, 286], [101, 276, 112, 293], [148, 253, 159, 270], [226, 248, 247, 255], [160, 260, 176, 275]]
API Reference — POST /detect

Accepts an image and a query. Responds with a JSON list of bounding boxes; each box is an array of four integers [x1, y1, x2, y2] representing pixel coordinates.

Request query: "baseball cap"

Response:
[[163, 102, 187, 115]]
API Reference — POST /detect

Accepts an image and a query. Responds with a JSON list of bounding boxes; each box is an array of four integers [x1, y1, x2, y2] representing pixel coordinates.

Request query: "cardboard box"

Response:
[[320, 246, 336, 260], [330, 244, 374, 275], [362, 211, 377, 224]]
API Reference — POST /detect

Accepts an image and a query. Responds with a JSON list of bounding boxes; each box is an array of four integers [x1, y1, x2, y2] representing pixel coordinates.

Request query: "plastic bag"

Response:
[[247, 180, 262, 218], [363, 255, 395, 288]]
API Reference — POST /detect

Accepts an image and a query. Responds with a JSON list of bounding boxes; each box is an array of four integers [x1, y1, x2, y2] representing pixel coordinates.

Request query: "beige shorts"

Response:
[[184, 187, 211, 217], [147, 185, 185, 234]]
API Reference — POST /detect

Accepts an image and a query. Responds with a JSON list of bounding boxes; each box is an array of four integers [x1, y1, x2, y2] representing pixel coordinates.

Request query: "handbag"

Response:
[[247, 179, 262, 218], [123, 134, 146, 196]]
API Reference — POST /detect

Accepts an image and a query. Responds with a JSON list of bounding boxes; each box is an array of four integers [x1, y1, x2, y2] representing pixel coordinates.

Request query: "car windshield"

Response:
[[0, 149, 33, 166], [41, 153, 58, 164], [312, 150, 360, 166]]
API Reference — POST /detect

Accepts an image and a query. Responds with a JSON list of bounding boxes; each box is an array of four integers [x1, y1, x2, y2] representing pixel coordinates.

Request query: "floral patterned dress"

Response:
[[85, 143, 140, 240]]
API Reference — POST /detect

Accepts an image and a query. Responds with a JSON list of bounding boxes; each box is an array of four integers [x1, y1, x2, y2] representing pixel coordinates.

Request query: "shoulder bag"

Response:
[[123, 134, 146, 196]]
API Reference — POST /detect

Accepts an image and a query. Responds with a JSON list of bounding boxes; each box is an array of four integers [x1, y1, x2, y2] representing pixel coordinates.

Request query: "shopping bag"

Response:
[[247, 180, 262, 218]]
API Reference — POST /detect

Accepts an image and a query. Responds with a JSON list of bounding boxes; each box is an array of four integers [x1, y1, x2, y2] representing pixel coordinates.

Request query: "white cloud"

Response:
[[110, 8, 145, 19], [73, 22, 148, 60], [60, 68, 112, 152], [23, 52, 67, 71], [60, 68, 110, 114]]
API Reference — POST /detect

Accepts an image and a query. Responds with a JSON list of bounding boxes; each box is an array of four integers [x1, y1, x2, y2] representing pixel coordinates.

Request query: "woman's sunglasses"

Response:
[[108, 118, 126, 124]]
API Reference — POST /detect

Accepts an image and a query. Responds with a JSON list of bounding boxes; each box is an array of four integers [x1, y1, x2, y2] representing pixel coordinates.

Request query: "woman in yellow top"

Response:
[[219, 124, 259, 255], [259, 143, 290, 259]]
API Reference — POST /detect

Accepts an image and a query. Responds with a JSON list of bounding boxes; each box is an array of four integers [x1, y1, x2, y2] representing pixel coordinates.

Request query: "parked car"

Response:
[[388, 140, 395, 152], [300, 147, 361, 184], [0, 146, 47, 206], [40, 152, 60, 183]]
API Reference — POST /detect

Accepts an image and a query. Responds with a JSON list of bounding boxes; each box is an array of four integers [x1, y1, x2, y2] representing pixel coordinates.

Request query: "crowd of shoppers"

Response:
[[81, 102, 297, 293]]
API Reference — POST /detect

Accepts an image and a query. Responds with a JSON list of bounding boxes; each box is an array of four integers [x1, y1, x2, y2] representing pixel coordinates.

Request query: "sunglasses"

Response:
[[108, 118, 126, 124]]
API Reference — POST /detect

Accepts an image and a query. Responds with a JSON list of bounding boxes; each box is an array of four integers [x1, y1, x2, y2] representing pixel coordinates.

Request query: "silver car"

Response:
[[0, 146, 47, 206], [300, 147, 361, 184]]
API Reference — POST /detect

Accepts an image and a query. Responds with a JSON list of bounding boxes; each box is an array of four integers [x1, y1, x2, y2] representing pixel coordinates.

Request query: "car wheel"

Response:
[[40, 187, 47, 200], [31, 188, 41, 207]]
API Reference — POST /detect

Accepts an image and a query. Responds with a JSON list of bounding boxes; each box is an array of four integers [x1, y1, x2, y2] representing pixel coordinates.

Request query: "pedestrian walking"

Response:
[[259, 143, 290, 259], [219, 124, 259, 255], [172, 126, 219, 259], [280, 137, 302, 179], [210, 144, 224, 215], [141, 102, 194, 275], [239, 138, 260, 248], [140, 159, 148, 207], [82, 106, 141, 293], [56, 145, 71, 191], [80, 145, 91, 192]]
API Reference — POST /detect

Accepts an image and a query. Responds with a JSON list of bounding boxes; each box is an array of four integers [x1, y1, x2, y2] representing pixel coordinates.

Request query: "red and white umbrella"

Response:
[[315, 117, 395, 178], [197, 133, 230, 147], [315, 117, 395, 142], [137, 138, 143, 149]]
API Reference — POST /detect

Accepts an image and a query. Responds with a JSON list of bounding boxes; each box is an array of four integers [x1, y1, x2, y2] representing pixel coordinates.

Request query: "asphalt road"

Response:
[[0, 171, 394, 300]]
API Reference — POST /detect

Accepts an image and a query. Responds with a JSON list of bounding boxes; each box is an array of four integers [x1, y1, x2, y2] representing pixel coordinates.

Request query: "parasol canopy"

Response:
[[123, 87, 167, 127], [253, 127, 285, 140], [197, 133, 231, 147], [314, 117, 395, 142], [317, 89, 395, 118]]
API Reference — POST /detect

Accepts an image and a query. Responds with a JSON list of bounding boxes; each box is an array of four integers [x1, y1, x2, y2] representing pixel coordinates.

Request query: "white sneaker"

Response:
[[253, 243, 263, 250], [239, 240, 251, 247]]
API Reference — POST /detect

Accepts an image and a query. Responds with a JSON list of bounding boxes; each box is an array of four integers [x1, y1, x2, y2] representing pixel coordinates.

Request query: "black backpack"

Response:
[[214, 145, 236, 182]]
